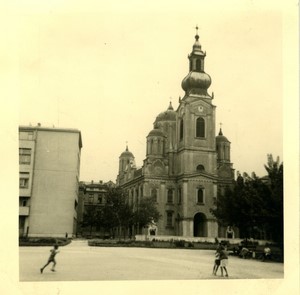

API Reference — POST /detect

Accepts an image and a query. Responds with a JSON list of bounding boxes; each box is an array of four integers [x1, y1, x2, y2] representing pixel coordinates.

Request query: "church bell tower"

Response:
[[177, 27, 217, 177]]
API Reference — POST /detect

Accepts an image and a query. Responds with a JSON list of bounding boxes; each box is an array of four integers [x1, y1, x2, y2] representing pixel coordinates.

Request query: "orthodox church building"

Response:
[[117, 31, 235, 238]]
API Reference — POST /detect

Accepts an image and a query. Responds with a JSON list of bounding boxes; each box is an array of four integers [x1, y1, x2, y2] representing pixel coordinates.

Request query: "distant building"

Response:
[[19, 125, 82, 238], [77, 180, 115, 237], [116, 31, 235, 238]]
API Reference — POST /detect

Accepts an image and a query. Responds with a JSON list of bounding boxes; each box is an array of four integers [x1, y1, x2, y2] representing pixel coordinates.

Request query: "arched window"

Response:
[[196, 164, 205, 172], [197, 189, 204, 204], [179, 119, 184, 141], [166, 211, 173, 227], [167, 189, 173, 203], [196, 117, 205, 138], [196, 59, 201, 71]]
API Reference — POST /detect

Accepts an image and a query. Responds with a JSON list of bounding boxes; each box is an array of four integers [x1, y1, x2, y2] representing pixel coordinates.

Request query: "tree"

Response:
[[264, 154, 284, 244], [133, 196, 161, 230], [81, 205, 100, 235], [210, 154, 283, 243], [100, 187, 133, 239]]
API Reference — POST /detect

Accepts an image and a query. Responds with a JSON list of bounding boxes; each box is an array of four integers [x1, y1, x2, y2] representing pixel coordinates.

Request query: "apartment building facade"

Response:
[[19, 125, 82, 238]]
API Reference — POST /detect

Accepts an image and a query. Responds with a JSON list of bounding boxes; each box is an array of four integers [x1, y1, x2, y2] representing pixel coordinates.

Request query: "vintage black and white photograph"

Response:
[[1, 0, 299, 294]]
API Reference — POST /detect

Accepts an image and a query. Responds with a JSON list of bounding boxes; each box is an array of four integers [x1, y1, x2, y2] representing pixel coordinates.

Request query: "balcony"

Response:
[[19, 206, 30, 216]]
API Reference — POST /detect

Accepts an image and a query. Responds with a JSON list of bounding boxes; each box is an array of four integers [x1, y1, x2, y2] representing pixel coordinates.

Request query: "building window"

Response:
[[196, 59, 201, 71], [178, 188, 182, 204], [167, 189, 173, 203], [197, 189, 204, 204], [19, 198, 27, 206], [151, 189, 157, 202], [19, 172, 29, 188], [166, 211, 173, 226], [196, 117, 205, 138], [19, 148, 32, 165], [179, 119, 183, 141], [196, 164, 205, 172], [98, 195, 103, 204]]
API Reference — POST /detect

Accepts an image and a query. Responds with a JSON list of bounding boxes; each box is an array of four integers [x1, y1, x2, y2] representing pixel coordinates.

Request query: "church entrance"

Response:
[[193, 213, 207, 237]]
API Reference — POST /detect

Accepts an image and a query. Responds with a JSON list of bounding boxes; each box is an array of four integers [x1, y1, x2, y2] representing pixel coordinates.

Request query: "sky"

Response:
[[16, 1, 287, 182]]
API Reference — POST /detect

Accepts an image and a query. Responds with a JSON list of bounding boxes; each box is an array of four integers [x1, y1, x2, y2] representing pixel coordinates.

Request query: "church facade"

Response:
[[116, 31, 235, 238]]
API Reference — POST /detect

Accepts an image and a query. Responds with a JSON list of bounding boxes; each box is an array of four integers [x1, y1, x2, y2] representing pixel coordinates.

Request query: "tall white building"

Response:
[[19, 125, 82, 238]]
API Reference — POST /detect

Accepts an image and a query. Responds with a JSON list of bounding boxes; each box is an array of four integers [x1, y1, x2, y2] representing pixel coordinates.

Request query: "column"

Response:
[[207, 218, 218, 237]]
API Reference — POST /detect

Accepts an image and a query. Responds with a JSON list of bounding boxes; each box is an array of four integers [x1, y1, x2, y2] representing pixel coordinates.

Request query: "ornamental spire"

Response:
[[193, 24, 202, 51], [181, 27, 211, 96]]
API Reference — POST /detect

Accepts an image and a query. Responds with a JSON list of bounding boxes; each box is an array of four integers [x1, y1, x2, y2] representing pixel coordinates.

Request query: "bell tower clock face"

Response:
[[198, 106, 204, 112], [194, 105, 205, 115]]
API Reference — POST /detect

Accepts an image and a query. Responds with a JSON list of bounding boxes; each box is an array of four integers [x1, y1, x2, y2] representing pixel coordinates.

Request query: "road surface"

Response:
[[19, 239, 283, 281]]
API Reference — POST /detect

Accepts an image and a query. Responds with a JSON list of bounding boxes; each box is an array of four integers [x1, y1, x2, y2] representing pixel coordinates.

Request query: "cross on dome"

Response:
[[195, 25, 199, 41]]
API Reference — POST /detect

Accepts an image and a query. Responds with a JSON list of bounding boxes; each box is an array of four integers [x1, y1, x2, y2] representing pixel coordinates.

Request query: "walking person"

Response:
[[219, 244, 229, 277], [40, 245, 60, 273], [212, 244, 221, 275]]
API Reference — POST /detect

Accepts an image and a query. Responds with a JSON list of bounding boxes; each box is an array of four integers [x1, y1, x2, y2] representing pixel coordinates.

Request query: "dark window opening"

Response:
[[167, 211, 173, 226], [179, 119, 183, 141], [167, 189, 173, 203], [196, 59, 201, 71], [196, 117, 205, 138], [197, 189, 204, 204], [197, 164, 205, 172]]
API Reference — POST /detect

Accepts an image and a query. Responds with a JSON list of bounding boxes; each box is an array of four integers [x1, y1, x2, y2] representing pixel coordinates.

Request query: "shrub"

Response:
[[187, 242, 194, 248], [174, 240, 185, 247]]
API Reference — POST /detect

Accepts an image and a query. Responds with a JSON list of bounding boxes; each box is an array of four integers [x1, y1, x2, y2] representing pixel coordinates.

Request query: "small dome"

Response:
[[216, 129, 230, 143], [155, 102, 177, 123], [192, 34, 204, 55], [120, 146, 134, 158], [182, 71, 211, 92], [147, 128, 165, 138]]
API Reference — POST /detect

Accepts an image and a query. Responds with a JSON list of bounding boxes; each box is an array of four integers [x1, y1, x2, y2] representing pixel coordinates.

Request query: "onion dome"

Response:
[[119, 145, 134, 158], [155, 102, 177, 123], [216, 128, 230, 143], [181, 71, 211, 93]]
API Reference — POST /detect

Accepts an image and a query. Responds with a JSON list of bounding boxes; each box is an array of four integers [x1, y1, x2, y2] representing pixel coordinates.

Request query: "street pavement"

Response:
[[19, 239, 283, 281]]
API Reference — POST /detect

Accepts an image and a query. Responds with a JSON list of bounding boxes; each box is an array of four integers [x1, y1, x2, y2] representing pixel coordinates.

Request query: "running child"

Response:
[[40, 245, 60, 273]]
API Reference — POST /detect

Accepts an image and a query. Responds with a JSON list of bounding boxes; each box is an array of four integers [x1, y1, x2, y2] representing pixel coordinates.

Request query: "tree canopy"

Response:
[[133, 196, 161, 229], [82, 187, 161, 239], [210, 154, 283, 244]]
